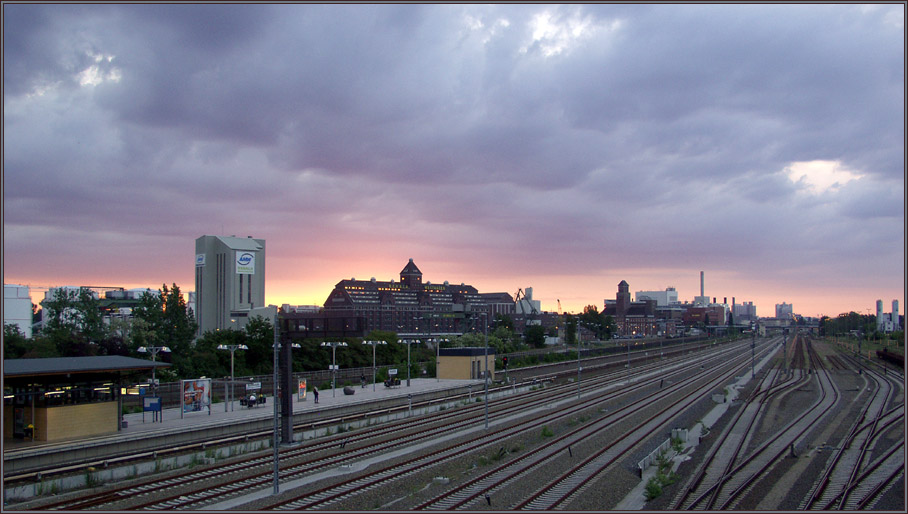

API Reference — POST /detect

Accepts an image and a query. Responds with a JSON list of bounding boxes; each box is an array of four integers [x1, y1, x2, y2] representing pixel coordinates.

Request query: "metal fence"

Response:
[[123, 363, 430, 411]]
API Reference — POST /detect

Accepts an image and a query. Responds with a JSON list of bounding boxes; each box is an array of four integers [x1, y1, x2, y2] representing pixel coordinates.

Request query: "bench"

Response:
[[384, 378, 401, 388]]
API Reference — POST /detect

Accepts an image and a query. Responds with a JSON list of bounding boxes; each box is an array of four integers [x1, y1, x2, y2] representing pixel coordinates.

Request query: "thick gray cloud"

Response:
[[3, 3, 903, 315]]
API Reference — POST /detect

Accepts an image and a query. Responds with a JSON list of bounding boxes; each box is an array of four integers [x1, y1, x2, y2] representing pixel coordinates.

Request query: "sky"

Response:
[[3, 3, 905, 320]]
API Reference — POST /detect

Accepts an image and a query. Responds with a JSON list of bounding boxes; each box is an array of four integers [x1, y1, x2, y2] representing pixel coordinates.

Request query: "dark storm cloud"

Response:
[[3, 3, 903, 311]]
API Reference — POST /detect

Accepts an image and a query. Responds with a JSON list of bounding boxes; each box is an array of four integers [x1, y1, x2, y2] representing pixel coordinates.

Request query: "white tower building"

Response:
[[195, 235, 267, 335]]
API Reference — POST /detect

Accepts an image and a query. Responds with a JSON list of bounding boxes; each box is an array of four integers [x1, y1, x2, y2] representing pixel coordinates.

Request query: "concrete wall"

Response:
[[38, 403, 119, 441]]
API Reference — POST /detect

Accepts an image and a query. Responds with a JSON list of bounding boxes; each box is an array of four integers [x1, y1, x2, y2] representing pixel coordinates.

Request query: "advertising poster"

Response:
[[298, 378, 307, 401], [181, 379, 211, 416]]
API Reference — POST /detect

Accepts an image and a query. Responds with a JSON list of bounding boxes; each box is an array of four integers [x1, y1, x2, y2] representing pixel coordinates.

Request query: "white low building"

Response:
[[4, 284, 33, 338]]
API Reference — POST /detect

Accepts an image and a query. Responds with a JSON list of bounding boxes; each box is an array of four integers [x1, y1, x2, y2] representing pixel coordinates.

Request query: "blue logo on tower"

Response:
[[236, 251, 255, 274]]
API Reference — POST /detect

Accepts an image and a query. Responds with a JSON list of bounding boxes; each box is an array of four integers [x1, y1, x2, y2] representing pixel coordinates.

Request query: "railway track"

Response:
[[671, 334, 847, 510], [30, 338, 749, 510], [802, 348, 904, 511], [256, 339, 778, 510]]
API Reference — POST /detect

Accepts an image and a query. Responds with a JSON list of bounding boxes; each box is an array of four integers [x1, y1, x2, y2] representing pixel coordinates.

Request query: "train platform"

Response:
[[3, 378, 484, 453]]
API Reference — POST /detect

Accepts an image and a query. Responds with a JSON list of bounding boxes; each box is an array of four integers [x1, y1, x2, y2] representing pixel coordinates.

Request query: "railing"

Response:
[[122, 363, 430, 410]]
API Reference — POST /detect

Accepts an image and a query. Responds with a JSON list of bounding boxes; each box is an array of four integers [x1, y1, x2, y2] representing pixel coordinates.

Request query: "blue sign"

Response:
[[143, 396, 162, 412]]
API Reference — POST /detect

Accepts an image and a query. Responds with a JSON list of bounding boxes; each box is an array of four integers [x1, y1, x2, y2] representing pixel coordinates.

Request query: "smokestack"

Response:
[[700, 271, 704, 297]]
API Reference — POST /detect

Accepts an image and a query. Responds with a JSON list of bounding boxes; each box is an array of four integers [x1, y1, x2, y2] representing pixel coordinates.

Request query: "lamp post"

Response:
[[272, 312, 280, 495], [626, 336, 630, 370], [482, 312, 489, 430], [397, 338, 421, 386], [321, 341, 348, 397], [751, 322, 756, 379], [362, 340, 386, 392], [431, 337, 449, 380], [137, 346, 171, 401], [217, 344, 248, 412]]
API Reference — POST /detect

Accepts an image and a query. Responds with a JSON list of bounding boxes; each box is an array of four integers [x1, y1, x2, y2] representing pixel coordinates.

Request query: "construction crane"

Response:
[[514, 288, 539, 316]]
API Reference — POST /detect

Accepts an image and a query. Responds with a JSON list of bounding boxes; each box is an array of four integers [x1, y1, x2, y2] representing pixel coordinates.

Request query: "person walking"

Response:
[[313, 386, 319, 404]]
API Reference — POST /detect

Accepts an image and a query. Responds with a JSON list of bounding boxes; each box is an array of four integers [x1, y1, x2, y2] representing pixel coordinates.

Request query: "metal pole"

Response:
[[577, 334, 581, 400], [151, 352, 157, 421], [751, 330, 755, 378], [372, 343, 377, 392], [272, 313, 280, 495], [484, 314, 489, 430], [228, 351, 234, 412], [332, 344, 337, 398], [407, 341, 412, 387]]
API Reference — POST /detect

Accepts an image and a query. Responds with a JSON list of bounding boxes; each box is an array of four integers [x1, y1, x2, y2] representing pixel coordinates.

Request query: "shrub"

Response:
[[644, 477, 663, 500]]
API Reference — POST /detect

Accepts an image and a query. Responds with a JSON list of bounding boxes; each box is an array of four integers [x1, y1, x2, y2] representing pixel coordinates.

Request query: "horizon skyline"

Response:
[[3, 4, 904, 323], [5, 253, 902, 320]]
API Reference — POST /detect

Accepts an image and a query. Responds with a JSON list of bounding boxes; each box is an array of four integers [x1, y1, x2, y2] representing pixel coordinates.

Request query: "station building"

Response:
[[3, 356, 166, 442]]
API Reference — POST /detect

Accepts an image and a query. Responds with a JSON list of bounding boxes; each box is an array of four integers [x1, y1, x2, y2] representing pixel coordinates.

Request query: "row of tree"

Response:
[[3, 284, 557, 382], [819, 312, 904, 344]]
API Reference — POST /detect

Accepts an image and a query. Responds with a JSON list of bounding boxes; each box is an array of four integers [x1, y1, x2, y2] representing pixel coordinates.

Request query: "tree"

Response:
[[565, 314, 577, 345], [131, 284, 198, 378], [243, 315, 275, 376], [494, 314, 514, 331], [39, 287, 107, 357], [4, 324, 30, 359], [602, 315, 616, 340], [525, 325, 547, 348]]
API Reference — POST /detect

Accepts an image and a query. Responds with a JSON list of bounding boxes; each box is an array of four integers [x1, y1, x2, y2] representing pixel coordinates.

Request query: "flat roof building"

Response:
[[4, 284, 33, 338]]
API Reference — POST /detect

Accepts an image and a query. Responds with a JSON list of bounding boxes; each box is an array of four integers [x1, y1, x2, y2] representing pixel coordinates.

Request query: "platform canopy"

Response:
[[4, 355, 169, 378]]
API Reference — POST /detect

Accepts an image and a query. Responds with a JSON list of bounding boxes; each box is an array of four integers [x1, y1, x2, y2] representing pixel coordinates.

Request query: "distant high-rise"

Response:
[[876, 299, 901, 332], [775, 302, 793, 318], [195, 235, 266, 335], [733, 301, 758, 322]]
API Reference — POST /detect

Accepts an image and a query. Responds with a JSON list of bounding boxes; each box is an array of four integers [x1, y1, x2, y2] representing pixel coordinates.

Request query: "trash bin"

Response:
[[121, 420, 128, 429]]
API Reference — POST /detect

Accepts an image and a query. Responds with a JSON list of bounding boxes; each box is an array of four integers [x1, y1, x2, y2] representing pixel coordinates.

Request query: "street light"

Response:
[[321, 341, 348, 397], [397, 338, 421, 387], [577, 325, 583, 400], [427, 337, 447, 381], [217, 344, 248, 412], [137, 346, 171, 400], [482, 312, 489, 430], [362, 340, 386, 392], [750, 322, 756, 379]]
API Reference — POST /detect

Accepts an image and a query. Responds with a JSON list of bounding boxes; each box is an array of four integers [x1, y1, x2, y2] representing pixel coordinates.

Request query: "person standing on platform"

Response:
[[313, 386, 319, 404]]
